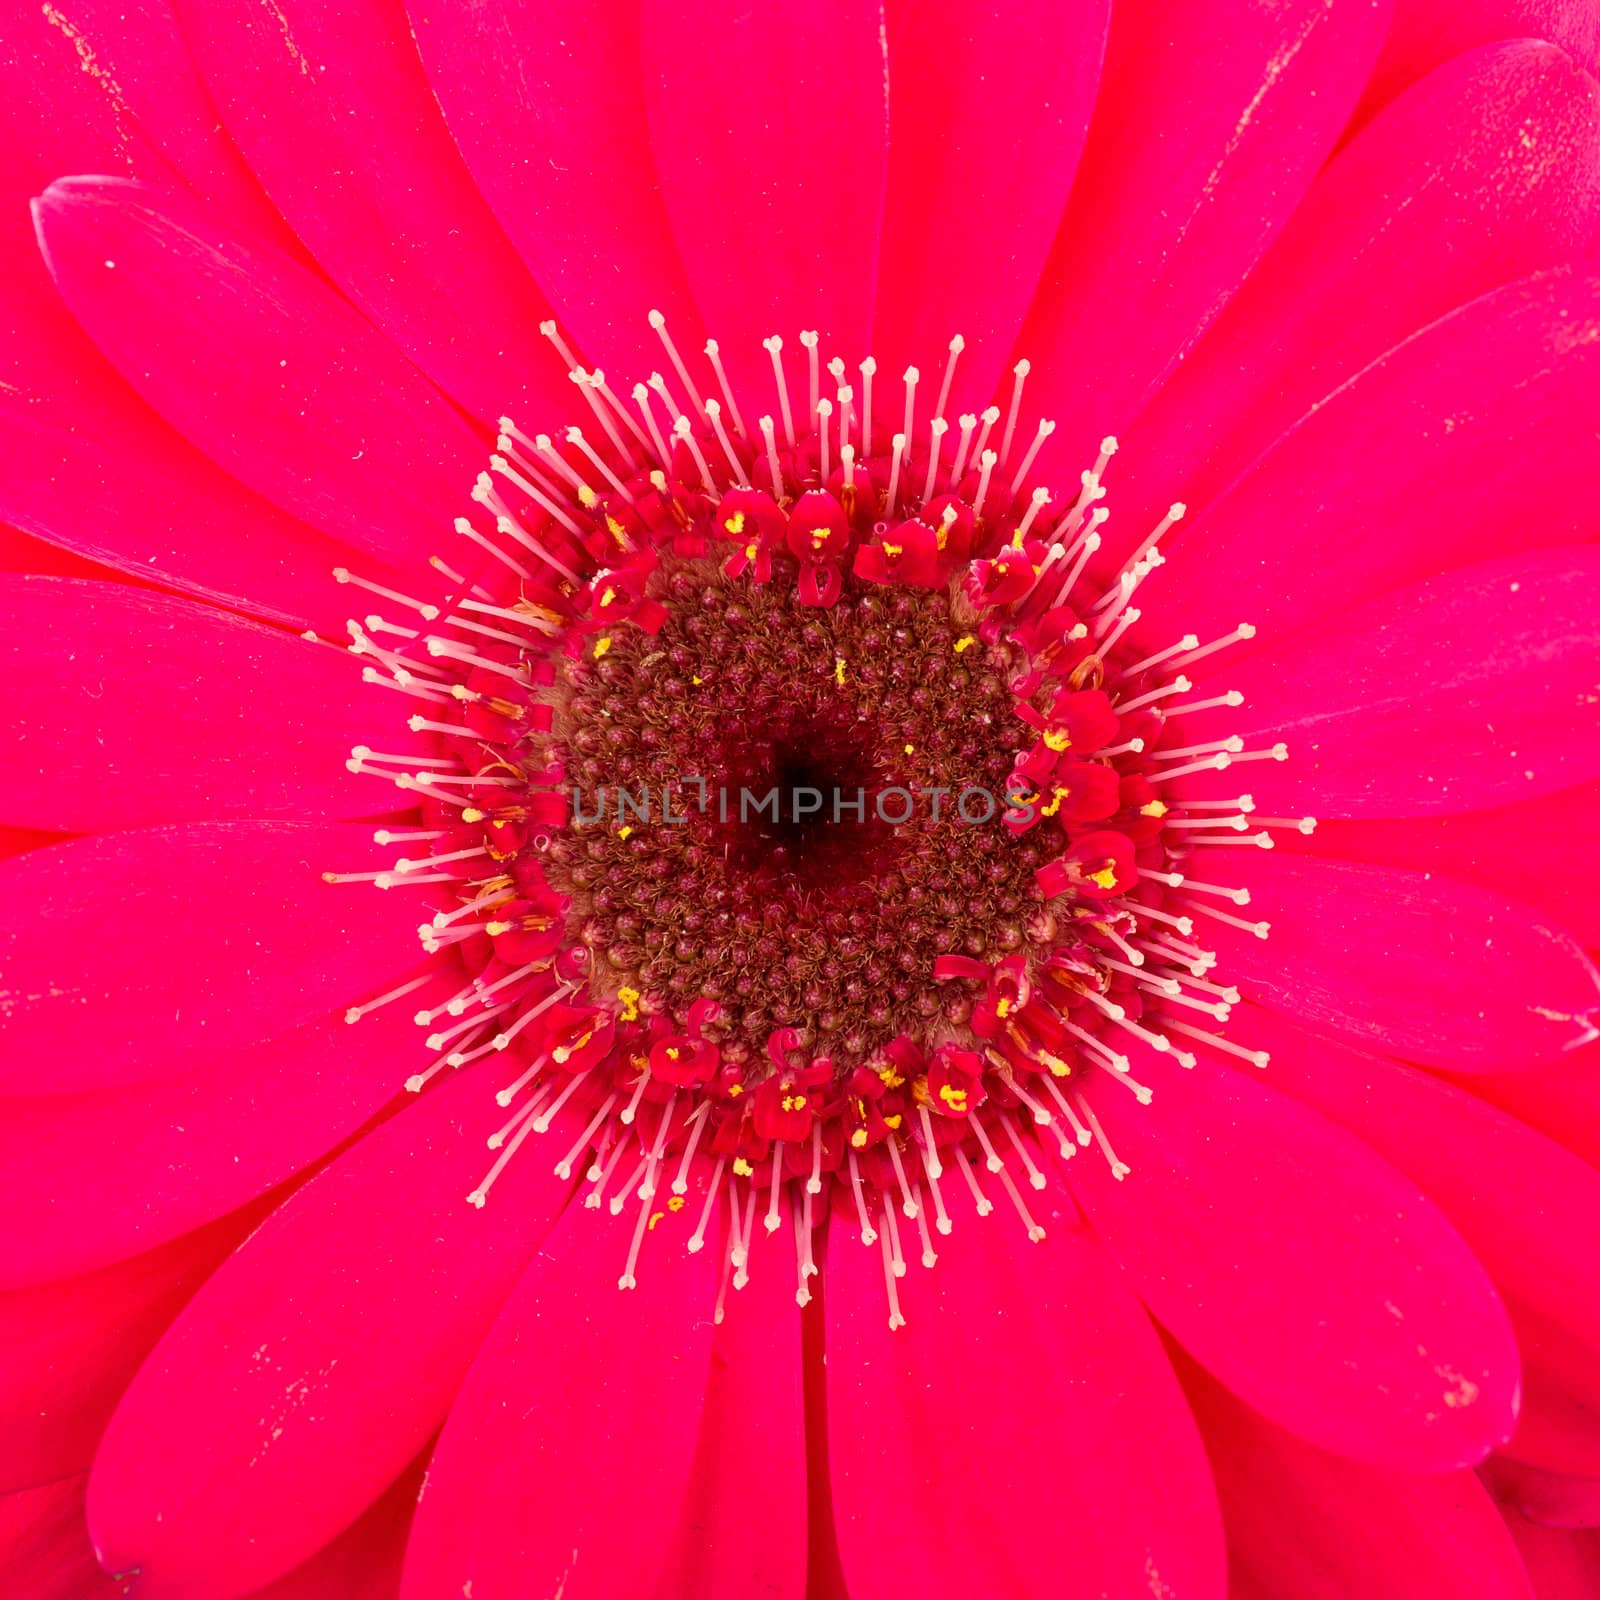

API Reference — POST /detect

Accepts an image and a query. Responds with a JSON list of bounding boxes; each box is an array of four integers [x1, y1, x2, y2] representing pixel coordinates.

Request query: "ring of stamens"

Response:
[[326, 318, 1308, 1323]]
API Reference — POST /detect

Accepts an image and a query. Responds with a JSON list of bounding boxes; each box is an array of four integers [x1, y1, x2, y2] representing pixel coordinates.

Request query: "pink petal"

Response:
[[0, 976, 445, 1287], [407, 0, 705, 379], [1228, 1005, 1600, 1476], [1180, 1353, 1534, 1600], [0, 822, 438, 1092], [1115, 43, 1600, 541], [1191, 851, 1600, 1068], [399, 1200, 718, 1600], [1356, 0, 1600, 126], [1137, 269, 1600, 649], [640, 0, 886, 397], [1, 185, 386, 631], [33, 177, 483, 574], [0, 1477, 119, 1600], [1487, 1457, 1600, 1528], [1179, 548, 1600, 818], [0, 825, 61, 862], [825, 1194, 1226, 1599], [170, 0, 567, 426], [0, 1207, 256, 1493], [0, 522, 111, 581], [1069, 1047, 1520, 1470], [652, 1236, 807, 1600], [1018, 0, 1391, 467], [1288, 777, 1600, 950], [0, 404, 374, 634], [0, 576, 424, 832], [87, 1062, 576, 1598], [1502, 1505, 1600, 1597], [1465, 1039, 1600, 1167], [247, 1459, 422, 1600], [869, 0, 1108, 410], [1, 0, 290, 250]]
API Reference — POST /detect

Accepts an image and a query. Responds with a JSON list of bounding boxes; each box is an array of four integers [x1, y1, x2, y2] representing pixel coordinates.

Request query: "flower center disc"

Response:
[[334, 318, 1287, 1307], [546, 557, 1049, 1065]]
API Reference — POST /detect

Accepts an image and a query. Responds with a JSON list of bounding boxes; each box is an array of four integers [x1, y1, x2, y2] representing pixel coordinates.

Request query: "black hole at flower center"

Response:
[[713, 728, 898, 893]]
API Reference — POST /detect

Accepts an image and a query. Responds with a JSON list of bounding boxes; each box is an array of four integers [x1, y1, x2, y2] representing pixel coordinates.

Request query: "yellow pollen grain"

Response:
[[904, 743, 915, 755], [692, 675, 703, 685], [578, 485, 599, 509], [1040, 788, 1067, 818], [728, 1082, 743, 1097], [461, 807, 485, 823], [938, 1083, 968, 1111], [723, 511, 746, 536], [593, 635, 612, 659], [1140, 800, 1169, 818], [835, 657, 848, 686], [646, 1211, 666, 1231], [883, 1113, 903, 1132], [617, 824, 633, 840], [781, 1092, 808, 1112], [732, 1156, 755, 1177], [1043, 728, 1072, 752], [666, 1194, 686, 1212], [850, 1128, 869, 1149], [878, 1065, 905, 1089], [883, 540, 904, 559], [485, 920, 512, 936], [996, 997, 1011, 1018], [617, 986, 641, 1022], [1089, 864, 1118, 890], [954, 635, 977, 654]]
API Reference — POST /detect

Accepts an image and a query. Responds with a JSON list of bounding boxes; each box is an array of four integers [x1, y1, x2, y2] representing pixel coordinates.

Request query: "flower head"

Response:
[[3, 1, 1600, 1597]]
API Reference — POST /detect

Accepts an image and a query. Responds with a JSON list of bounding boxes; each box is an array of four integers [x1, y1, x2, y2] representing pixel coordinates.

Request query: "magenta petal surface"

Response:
[[1294, 777, 1600, 950], [1182, 1354, 1534, 1600], [1233, 1006, 1600, 1475], [1070, 1049, 1520, 1471], [0, 577, 424, 831], [1487, 1456, 1600, 1528], [87, 1064, 575, 1598], [171, 0, 564, 426], [1195, 851, 1600, 1068], [0, 0, 291, 249], [0, 402, 389, 634], [33, 177, 483, 572], [0, 1476, 117, 1600], [1188, 548, 1600, 818], [1468, 1040, 1600, 1166], [1020, 0, 1392, 465], [0, 977, 446, 1287], [1139, 268, 1600, 647], [407, 0, 705, 378], [0, 822, 437, 1092], [826, 1198, 1225, 1599], [400, 1200, 717, 1600], [1503, 1505, 1600, 1596], [1358, 0, 1600, 123], [1116, 41, 1600, 536], [641, 0, 887, 395], [871, 0, 1109, 411], [0, 1208, 253, 1494], [652, 1243, 807, 1600]]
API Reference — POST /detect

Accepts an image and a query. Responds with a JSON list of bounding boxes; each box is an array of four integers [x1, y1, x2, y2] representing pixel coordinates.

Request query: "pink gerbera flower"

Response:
[[5, 0, 1600, 1595]]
